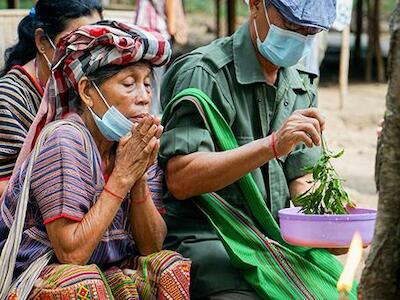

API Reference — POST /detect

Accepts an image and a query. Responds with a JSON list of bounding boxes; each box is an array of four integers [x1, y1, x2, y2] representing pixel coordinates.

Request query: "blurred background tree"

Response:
[[359, 0, 400, 297]]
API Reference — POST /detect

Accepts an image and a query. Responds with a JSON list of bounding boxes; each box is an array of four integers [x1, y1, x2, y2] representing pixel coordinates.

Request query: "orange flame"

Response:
[[337, 231, 363, 294]]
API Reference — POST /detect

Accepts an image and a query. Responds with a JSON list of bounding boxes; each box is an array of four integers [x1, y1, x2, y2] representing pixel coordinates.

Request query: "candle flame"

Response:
[[337, 231, 363, 293]]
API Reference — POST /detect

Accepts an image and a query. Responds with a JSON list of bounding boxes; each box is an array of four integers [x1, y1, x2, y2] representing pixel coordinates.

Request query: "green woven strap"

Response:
[[162, 88, 357, 299], [163, 88, 286, 243]]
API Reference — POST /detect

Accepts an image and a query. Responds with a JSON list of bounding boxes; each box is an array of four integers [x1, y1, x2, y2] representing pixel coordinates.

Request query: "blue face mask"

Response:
[[88, 82, 134, 142], [254, 2, 315, 67]]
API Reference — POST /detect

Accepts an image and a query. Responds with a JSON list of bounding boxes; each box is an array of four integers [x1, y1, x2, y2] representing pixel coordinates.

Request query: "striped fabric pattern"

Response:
[[30, 122, 97, 224], [104, 267, 140, 299], [147, 162, 165, 215], [105, 250, 191, 300], [0, 66, 43, 179], [0, 113, 165, 278], [26, 250, 190, 299], [28, 264, 113, 299]]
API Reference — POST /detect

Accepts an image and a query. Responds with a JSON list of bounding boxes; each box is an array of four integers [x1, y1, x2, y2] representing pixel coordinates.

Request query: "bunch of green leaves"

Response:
[[293, 137, 355, 215]]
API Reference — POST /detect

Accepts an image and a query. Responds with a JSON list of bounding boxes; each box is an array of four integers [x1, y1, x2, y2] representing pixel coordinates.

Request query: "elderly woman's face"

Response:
[[93, 63, 152, 122]]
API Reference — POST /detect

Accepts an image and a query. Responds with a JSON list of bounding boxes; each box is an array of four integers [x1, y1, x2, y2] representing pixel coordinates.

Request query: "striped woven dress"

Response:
[[0, 66, 43, 181], [0, 113, 165, 278]]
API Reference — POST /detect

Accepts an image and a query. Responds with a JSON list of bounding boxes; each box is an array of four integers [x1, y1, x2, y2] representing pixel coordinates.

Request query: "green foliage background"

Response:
[[384, 0, 397, 13]]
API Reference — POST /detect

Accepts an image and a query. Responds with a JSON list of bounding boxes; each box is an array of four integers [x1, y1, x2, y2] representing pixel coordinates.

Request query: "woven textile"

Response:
[[0, 66, 43, 180], [27, 264, 112, 299], [0, 21, 174, 299], [22, 250, 190, 300], [161, 88, 357, 299], [126, 250, 191, 299], [0, 114, 165, 278]]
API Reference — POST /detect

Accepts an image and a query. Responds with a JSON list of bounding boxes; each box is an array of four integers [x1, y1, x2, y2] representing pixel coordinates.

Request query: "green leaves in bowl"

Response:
[[293, 137, 356, 215]]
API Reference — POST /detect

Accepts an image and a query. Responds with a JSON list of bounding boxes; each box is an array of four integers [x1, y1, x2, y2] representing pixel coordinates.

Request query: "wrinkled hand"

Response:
[[113, 115, 163, 189], [274, 108, 325, 157]]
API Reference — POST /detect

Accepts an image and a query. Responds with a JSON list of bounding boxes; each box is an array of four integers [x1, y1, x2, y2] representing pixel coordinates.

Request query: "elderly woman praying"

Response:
[[0, 21, 190, 299]]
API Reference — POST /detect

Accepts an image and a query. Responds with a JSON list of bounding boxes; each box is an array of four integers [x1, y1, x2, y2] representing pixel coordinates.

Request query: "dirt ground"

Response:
[[319, 83, 386, 208], [318, 83, 387, 280]]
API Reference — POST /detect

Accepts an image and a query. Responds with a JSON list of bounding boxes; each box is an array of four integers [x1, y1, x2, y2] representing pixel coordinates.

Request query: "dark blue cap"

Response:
[[268, 0, 337, 30]]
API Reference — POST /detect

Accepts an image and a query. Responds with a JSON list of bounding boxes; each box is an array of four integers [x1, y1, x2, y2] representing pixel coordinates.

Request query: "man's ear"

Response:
[[78, 76, 94, 108]]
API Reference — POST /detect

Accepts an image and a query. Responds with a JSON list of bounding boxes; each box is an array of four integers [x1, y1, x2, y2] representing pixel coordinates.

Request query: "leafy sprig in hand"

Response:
[[293, 136, 356, 215]]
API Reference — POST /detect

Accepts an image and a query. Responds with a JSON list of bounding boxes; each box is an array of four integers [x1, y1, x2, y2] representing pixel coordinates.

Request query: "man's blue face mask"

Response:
[[253, 1, 315, 67], [88, 81, 134, 142]]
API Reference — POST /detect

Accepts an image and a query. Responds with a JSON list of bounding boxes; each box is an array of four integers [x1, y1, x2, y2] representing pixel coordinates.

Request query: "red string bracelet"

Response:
[[103, 186, 125, 202], [132, 191, 150, 205], [271, 132, 279, 159]]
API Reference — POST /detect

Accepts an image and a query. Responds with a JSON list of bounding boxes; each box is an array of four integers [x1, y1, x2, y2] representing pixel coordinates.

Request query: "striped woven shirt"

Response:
[[0, 66, 43, 180], [0, 113, 165, 277]]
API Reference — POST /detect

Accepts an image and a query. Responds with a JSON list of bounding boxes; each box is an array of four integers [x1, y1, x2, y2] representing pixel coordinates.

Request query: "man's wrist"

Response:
[[270, 132, 279, 158], [264, 132, 279, 159]]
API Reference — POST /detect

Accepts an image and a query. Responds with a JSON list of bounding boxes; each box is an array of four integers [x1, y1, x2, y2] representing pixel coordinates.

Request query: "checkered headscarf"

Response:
[[15, 20, 171, 168], [50, 20, 171, 122]]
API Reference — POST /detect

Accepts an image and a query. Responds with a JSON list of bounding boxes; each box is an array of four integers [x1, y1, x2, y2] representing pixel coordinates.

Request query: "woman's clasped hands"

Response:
[[113, 115, 163, 189]]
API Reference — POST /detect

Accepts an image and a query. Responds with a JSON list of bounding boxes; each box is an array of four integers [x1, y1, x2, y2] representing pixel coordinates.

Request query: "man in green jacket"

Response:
[[159, 0, 337, 299]]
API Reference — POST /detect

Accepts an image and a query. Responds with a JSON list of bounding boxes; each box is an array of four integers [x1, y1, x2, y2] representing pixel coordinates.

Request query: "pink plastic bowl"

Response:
[[278, 207, 377, 248]]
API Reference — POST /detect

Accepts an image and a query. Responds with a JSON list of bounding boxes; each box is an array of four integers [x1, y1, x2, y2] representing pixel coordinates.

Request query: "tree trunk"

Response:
[[227, 0, 236, 36], [354, 0, 363, 65], [373, 0, 385, 82], [216, 0, 221, 37], [366, 0, 373, 81], [7, 0, 19, 8], [359, 2, 400, 298]]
